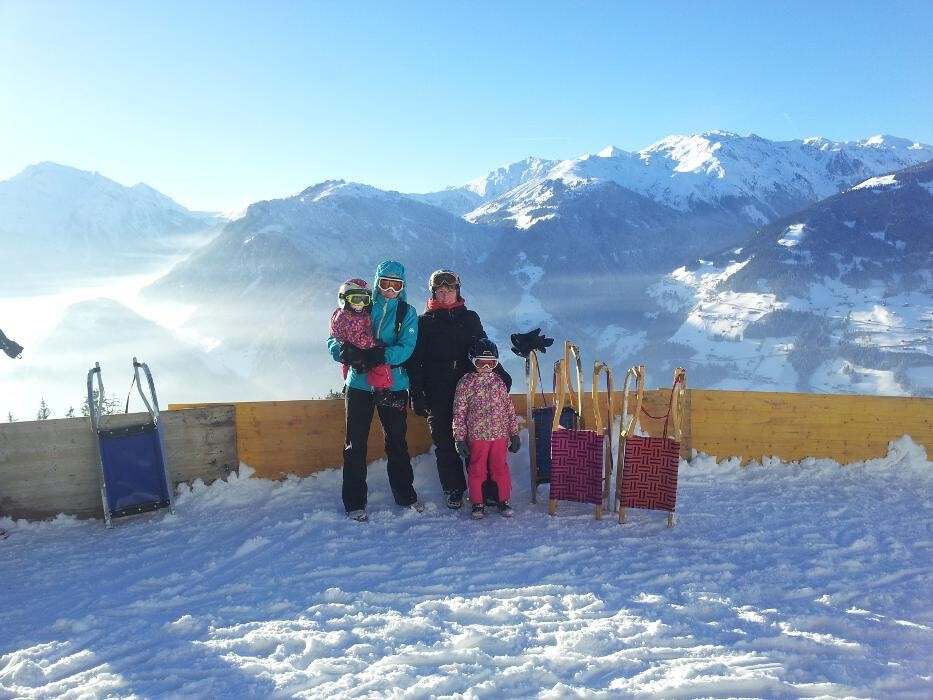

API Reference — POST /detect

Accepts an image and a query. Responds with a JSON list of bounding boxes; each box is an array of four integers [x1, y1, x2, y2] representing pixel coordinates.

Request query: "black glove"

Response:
[[510, 328, 555, 358], [0, 329, 23, 359], [410, 391, 429, 417], [362, 345, 386, 370], [508, 434, 521, 453], [455, 440, 470, 461], [338, 343, 367, 372]]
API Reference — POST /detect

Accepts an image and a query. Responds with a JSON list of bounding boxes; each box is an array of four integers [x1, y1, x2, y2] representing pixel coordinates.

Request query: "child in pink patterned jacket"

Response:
[[328, 278, 392, 392], [452, 339, 521, 520]]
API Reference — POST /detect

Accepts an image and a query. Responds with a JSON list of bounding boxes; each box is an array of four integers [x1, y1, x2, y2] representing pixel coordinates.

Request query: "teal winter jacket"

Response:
[[327, 260, 418, 392]]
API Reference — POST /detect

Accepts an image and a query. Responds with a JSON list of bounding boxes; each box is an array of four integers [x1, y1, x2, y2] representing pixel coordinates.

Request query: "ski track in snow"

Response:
[[2, 436, 932, 699]]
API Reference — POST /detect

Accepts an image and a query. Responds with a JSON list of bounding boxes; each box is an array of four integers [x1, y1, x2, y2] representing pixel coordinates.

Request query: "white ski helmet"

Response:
[[338, 278, 372, 310]]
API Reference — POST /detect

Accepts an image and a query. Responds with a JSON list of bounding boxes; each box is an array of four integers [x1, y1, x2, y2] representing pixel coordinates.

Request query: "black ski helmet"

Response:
[[468, 338, 499, 364]]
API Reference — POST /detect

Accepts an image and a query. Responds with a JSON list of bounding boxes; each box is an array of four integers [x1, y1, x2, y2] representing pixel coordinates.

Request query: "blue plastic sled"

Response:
[[88, 358, 175, 527]]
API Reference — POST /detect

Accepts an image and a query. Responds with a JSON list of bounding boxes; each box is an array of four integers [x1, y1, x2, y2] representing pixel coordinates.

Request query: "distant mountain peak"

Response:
[[596, 145, 627, 158], [462, 156, 557, 198], [858, 134, 919, 150], [296, 179, 347, 200], [295, 179, 394, 204], [6, 161, 197, 214], [0, 160, 217, 275], [407, 156, 560, 215]]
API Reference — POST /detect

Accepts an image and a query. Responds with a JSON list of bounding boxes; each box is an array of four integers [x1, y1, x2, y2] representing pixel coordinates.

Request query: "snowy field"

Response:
[[2, 436, 932, 699]]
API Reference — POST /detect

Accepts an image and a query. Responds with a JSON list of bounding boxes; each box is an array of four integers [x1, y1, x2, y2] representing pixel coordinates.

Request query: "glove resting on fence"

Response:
[[510, 328, 554, 358]]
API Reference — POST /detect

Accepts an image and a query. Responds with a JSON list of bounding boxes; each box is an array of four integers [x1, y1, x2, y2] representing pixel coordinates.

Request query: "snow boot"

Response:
[[446, 491, 464, 510], [497, 501, 514, 518], [471, 504, 486, 520], [347, 509, 368, 522]]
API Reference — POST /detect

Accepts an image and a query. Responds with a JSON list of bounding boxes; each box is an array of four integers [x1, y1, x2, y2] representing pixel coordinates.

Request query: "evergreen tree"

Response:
[[6, 411, 16, 423], [81, 390, 120, 417], [65, 406, 76, 418], [37, 398, 51, 420]]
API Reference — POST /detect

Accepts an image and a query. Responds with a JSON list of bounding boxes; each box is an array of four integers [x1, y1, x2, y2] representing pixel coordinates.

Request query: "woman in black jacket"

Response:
[[408, 270, 511, 509]]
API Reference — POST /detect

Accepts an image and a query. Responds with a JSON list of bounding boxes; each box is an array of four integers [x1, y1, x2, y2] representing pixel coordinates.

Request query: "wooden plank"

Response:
[[0, 406, 237, 521], [689, 389, 932, 464], [171, 400, 432, 480]]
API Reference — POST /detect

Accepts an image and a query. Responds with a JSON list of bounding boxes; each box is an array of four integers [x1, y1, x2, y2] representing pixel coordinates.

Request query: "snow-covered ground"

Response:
[[2, 436, 932, 699]]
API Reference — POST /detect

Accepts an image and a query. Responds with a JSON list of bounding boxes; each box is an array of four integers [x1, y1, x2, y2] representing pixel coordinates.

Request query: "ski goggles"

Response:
[[473, 357, 499, 370], [344, 292, 372, 306], [378, 278, 404, 292], [430, 271, 460, 289]]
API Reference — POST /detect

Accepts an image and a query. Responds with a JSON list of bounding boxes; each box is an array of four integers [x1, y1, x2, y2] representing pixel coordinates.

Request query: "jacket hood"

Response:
[[373, 260, 408, 304]]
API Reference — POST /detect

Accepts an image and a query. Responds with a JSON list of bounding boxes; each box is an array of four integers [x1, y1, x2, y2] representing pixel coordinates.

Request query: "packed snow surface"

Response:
[[2, 436, 932, 698]]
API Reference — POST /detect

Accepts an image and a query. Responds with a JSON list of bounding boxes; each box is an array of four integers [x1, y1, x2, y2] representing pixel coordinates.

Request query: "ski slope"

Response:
[[2, 436, 932, 698]]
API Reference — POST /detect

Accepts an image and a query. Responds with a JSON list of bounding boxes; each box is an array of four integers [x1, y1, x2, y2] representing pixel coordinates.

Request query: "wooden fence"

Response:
[[3, 390, 930, 520], [171, 389, 931, 479], [689, 390, 932, 464], [0, 406, 238, 520]]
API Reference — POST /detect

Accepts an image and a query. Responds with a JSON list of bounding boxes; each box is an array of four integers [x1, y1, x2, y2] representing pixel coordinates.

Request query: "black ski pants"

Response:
[[342, 387, 418, 513], [427, 392, 467, 495]]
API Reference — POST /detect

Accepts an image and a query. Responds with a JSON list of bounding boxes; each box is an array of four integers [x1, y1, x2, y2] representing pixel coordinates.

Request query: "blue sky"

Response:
[[1, 1, 931, 211]]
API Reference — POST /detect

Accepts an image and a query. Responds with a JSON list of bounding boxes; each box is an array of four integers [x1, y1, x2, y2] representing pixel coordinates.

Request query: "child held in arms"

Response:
[[328, 279, 392, 394], [452, 339, 521, 520]]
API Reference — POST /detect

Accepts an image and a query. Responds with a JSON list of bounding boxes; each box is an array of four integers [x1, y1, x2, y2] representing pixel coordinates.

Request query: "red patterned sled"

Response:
[[620, 435, 680, 512], [617, 367, 686, 527], [549, 428, 603, 505], [547, 342, 607, 519]]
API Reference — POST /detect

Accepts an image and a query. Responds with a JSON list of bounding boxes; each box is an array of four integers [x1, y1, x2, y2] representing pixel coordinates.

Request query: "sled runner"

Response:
[[548, 342, 604, 519], [616, 366, 686, 527], [592, 361, 615, 512], [88, 358, 175, 528]]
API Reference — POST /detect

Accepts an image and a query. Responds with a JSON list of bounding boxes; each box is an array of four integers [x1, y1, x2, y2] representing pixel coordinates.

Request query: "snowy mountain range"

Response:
[[458, 133, 933, 272], [1, 131, 931, 418], [461, 132, 932, 223], [0, 162, 220, 294], [648, 159, 933, 394]]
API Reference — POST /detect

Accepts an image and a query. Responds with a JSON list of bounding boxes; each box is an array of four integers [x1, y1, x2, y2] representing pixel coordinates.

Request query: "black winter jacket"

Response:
[[408, 304, 511, 406]]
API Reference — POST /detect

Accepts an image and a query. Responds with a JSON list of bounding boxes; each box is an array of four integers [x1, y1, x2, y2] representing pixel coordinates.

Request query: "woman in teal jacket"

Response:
[[326, 260, 422, 521]]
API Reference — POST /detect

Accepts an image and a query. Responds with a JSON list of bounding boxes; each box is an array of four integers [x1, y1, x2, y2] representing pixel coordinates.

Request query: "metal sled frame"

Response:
[[88, 358, 175, 527], [616, 366, 686, 527]]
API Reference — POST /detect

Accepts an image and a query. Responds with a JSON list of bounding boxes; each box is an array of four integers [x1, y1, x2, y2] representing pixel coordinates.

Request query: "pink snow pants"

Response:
[[467, 438, 511, 504]]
